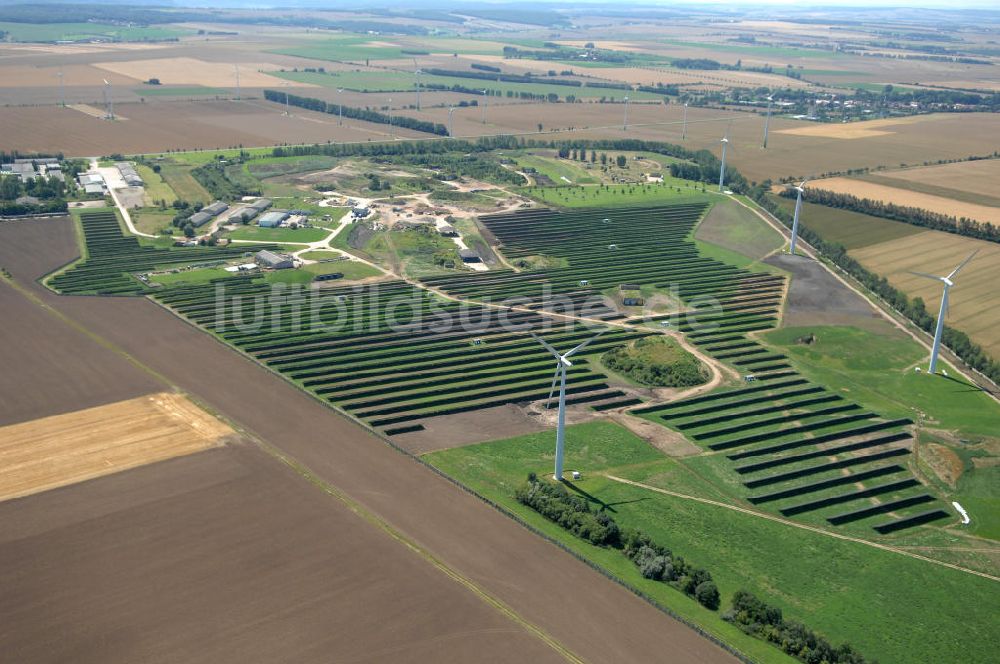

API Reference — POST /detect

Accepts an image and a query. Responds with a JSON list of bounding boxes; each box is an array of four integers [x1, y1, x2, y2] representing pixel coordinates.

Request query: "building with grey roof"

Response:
[[255, 250, 294, 270]]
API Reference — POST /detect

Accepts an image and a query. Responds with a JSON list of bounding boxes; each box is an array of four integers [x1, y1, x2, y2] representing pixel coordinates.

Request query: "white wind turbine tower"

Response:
[[102, 79, 114, 120], [234, 64, 241, 101], [762, 94, 773, 149], [717, 132, 729, 191], [622, 95, 630, 131], [448, 106, 456, 138], [909, 251, 977, 374], [530, 330, 606, 481], [412, 58, 422, 111], [788, 178, 808, 255], [681, 102, 688, 140], [57, 69, 65, 107]]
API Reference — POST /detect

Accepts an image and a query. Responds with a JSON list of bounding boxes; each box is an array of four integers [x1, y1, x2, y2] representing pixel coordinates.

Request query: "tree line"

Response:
[[515, 474, 721, 610], [263, 89, 448, 136]]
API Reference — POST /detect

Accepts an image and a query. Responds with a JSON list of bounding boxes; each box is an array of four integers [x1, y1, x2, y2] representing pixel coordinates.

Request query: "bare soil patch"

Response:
[[0, 392, 232, 502], [400, 404, 546, 454], [764, 253, 897, 334], [0, 444, 565, 664], [0, 219, 160, 426], [610, 412, 702, 457], [923, 442, 965, 488], [775, 115, 939, 140]]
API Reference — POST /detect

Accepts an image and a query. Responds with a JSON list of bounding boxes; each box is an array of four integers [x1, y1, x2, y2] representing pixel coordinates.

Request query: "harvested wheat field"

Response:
[[875, 159, 1000, 203], [811, 177, 1000, 225], [852, 231, 1000, 355], [93, 57, 298, 88], [0, 392, 232, 502], [775, 115, 938, 140]]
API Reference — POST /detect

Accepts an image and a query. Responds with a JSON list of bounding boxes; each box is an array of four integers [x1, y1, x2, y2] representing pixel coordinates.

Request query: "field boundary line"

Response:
[[604, 474, 1000, 583]]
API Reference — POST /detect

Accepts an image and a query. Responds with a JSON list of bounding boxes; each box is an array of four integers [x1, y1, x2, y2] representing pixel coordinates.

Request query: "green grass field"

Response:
[[225, 225, 330, 244], [150, 266, 235, 287], [425, 420, 999, 664], [768, 194, 923, 250], [521, 182, 709, 208], [0, 21, 191, 42], [158, 163, 211, 204], [695, 198, 784, 262], [270, 35, 422, 62], [133, 86, 228, 97], [302, 259, 382, 280], [763, 325, 1000, 438], [514, 154, 600, 185], [132, 208, 175, 236], [134, 164, 177, 206], [659, 38, 840, 60]]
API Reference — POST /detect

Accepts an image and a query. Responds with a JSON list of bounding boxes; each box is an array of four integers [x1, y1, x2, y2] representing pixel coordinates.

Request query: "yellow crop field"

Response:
[[811, 177, 1000, 225], [852, 231, 1000, 355], [0, 392, 233, 502]]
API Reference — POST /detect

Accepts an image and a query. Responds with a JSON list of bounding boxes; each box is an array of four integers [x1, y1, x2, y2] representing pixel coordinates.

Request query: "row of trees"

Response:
[[263, 90, 448, 136], [515, 474, 720, 610], [781, 186, 1000, 244], [752, 188, 1000, 386], [724, 591, 873, 664]]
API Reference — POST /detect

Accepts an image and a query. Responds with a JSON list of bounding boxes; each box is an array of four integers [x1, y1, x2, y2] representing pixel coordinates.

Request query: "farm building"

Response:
[[115, 162, 143, 187], [77, 173, 106, 192], [202, 201, 229, 217], [258, 211, 288, 228], [249, 198, 272, 213], [459, 248, 481, 263], [83, 183, 106, 195], [255, 250, 294, 270], [438, 223, 458, 237], [189, 211, 213, 228]]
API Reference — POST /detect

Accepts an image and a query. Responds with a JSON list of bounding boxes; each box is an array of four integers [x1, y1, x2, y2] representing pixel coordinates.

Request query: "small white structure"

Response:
[[572, 471, 581, 480]]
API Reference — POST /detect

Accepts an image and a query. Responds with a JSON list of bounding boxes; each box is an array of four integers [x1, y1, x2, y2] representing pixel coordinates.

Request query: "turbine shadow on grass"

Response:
[[563, 481, 649, 513]]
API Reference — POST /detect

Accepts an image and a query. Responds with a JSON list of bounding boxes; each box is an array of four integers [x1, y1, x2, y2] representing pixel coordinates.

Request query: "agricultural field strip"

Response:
[[641, 329, 935, 534]]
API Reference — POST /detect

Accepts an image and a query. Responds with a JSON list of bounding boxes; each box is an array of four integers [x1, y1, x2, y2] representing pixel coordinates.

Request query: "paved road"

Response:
[[1, 217, 739, 664]]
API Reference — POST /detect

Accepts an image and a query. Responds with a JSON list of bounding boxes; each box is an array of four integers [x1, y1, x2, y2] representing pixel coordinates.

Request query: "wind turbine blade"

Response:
[[529, 331, 562, 359], [907, 270, 944, 282], [947, 250, 978, 280], [545, 365, 561, 409], [565, 329, 608, 359]]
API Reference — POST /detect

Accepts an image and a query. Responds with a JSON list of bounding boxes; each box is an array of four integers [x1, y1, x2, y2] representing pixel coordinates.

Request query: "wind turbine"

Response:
[[282, 81, 290, 116], [234, 64, 241, 101], [102, 79, 114, 120], [681, 101, 688, 140], [448, 106, 455, 138], [788, 178, 808, 254], [909, 251, 977, 374], [337, 88, 344, 125], [387, 96, 394, 138], [530, 330, 606, 481], [718, 132, 729, 192], [622, 95, 630, 131], [762, 94, 773, 149], [412, 57, 422, 111], [57, 69, 65, 107], [481, 89, 488, 124]]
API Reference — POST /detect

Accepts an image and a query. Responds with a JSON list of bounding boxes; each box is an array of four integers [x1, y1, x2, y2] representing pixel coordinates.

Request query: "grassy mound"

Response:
[[603, 336, 708, 387]]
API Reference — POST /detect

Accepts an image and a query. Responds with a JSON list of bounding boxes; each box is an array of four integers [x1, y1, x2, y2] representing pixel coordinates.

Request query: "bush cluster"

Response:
[[515, 475, 719, 610], [602, 338, 708, 387]]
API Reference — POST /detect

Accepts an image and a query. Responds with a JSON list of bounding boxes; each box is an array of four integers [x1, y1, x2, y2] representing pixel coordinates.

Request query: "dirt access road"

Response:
[[0, 217, 737, 663]]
